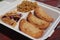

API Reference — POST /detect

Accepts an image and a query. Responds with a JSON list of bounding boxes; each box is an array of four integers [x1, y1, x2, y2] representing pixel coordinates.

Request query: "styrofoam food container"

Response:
[[0, 0, 20, 11], [0, 0, 60, 40]]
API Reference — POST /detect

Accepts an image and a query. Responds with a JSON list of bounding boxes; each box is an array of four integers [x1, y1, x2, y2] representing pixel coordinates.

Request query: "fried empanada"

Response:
[[19, 19, 43, 38], [27, 12, 50, 29], [34, 7, 53, 22]]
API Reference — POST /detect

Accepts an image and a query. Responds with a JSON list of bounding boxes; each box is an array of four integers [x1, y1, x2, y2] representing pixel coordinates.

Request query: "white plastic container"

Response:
[[0, 0, 19, 11], [0, 0, 60, 40]]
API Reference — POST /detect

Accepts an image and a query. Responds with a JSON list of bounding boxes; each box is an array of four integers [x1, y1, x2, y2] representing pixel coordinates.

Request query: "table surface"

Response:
[[0, 0, 60, 40]]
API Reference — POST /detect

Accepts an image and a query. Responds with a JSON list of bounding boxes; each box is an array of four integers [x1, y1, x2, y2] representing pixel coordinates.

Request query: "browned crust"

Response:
[[19, 19, 44, 38], [34, 7, 54, 22], [27, 12, 50, 29]]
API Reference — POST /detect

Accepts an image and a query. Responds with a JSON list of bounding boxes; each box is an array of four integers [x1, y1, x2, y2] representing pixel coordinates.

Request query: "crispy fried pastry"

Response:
[[27, 12, 50, 29], [34, 7, 53, 22], [19, 19, 44, 38]]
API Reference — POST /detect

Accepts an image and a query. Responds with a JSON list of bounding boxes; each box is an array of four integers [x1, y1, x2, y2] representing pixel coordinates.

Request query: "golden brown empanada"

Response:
[[19, 19, 44, 38], [34, 7, 53, 22], [27, 12, 50, 29]]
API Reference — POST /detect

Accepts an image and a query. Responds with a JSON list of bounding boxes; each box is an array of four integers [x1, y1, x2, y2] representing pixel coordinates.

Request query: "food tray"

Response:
[[0, 0, 60, 40]]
